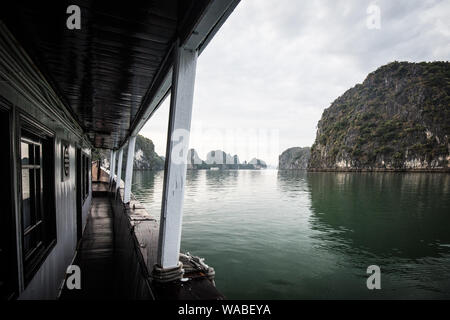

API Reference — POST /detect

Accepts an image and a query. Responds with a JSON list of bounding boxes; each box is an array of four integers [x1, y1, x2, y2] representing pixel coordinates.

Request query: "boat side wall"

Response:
[[1, 67, 91, 300]]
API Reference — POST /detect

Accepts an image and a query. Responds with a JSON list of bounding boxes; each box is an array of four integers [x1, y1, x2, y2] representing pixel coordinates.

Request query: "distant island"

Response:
[[187, 149, 267, 170], [93, 137, 267, 171], [279, 61, 450, 172]]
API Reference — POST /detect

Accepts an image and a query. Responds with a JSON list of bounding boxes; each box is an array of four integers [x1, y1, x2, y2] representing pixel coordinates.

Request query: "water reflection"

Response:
[[277, 170, 310, 198], [131, 170, 164, 218], [305, 172, 450, 259], [277, 171, 450, 298], [203, 170, 240, 188], [131, 169, 450, 298]]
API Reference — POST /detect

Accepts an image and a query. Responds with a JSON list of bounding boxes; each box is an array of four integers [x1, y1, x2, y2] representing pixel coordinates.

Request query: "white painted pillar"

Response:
[[157, 45, 198, 269], [124, 135, 136, 204], [115, 148, 124, 192], [110, 150, 116, 184], [109, 150, 114, 181]]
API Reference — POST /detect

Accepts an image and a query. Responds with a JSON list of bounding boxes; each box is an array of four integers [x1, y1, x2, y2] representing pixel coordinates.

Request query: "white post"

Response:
[[116, 148, 123, 192], [124, 135, 136, 204], [110, 150, 116, 184], [157, 44, 197, 269], [109, 150, 113, 181]]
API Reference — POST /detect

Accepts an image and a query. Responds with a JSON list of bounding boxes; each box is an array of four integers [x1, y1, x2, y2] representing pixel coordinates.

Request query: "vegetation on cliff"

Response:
[[93, 134, 164, 170], [129, 135, 165, 170], [309, 61, 450, 170]]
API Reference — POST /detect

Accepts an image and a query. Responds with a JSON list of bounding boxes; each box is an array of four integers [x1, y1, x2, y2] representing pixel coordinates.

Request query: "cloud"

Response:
[[141, 0, 450, 165]]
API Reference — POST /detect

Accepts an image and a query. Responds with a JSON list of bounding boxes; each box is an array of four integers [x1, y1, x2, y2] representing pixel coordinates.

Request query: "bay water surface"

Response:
[[131, 170, 450, 299]]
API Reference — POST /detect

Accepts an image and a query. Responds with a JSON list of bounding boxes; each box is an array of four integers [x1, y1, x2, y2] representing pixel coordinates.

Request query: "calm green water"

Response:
[[131, 170, 450, 299]]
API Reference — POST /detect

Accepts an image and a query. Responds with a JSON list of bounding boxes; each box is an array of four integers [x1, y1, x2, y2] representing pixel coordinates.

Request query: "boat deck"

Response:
[[60, 196, 116, 299], [60, 169, 224, 300]]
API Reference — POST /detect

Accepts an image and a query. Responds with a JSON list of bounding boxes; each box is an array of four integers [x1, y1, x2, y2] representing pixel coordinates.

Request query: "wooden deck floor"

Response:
[[92, 181, 109, 194], [60, 196, 116, 299], [60, 172, 223, 300]]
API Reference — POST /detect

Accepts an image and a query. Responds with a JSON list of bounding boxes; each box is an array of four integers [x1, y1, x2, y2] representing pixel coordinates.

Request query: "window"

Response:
[[85, 155, 89, 199], [80, 153, 90, 201], [20, 129, 56, 283]]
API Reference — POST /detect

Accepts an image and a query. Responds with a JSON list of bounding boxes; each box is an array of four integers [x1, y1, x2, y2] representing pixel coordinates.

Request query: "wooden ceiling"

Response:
[[1, 0, 211, 149]]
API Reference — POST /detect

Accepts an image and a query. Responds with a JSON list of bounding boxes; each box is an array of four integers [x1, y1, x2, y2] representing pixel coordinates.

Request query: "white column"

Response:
[[157, 45, 198, 269], [124, 135, 136, 204], [115, 148, 123, 192], [109, 150, 113, 181], [110, 150, 116, 184]]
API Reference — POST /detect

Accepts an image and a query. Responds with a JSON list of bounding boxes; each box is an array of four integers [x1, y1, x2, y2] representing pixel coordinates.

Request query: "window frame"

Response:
[[80, 153, 90, 203], [20, 135, 44, 265], [18, 115, 57, 285], [0, 98, 19, 300], [84, 155, 89, 199]]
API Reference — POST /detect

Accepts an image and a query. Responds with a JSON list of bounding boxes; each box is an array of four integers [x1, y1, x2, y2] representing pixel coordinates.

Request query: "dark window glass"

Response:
[[81, 154, 85, 200], [80, 154, 90, 201], [34, 145, 40, 165], [21, 169, 31, 229], [84, 156, 89, 198], [20, 138, 42, 263], [20, 129, 56, 283], [35, 168, 42, 221]]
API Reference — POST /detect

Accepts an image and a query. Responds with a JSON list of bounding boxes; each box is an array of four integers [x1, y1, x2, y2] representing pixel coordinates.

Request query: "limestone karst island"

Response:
[[279, 62, 450, 172]]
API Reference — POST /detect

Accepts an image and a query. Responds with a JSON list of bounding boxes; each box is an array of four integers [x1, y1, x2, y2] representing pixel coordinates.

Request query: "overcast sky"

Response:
[[140, 0, 450, 166]]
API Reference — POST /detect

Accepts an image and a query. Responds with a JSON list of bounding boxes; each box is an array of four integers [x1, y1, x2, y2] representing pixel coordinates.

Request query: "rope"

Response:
[[150, 253, 216, 285], [151, 262, 184, 283], [180, 252, 216, 284]]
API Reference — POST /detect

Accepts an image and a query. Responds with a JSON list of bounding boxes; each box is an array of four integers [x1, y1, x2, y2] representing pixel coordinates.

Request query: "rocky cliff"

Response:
[[249, 158, 267, 168], [309, 61, 450, 171], [206, 150, 235, 165], [279, 147, 311, 169], [93, 134, 164, 170], [131, 135, 165, 170]]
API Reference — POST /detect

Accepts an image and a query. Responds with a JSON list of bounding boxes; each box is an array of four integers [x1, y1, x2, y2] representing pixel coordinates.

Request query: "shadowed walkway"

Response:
[[60, 196, 115, 299], [60, 176, 223, 300]]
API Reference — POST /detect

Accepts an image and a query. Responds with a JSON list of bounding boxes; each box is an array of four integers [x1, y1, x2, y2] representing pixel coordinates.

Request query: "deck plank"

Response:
[[60, 197, 115, 300]]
